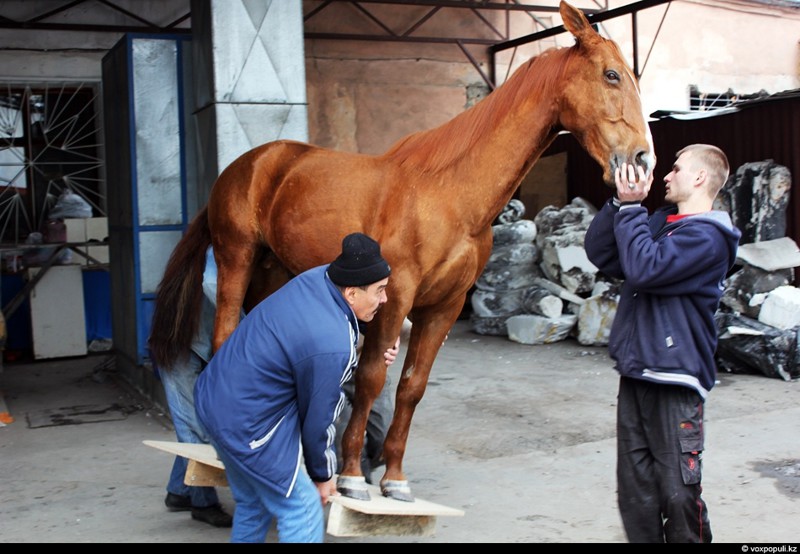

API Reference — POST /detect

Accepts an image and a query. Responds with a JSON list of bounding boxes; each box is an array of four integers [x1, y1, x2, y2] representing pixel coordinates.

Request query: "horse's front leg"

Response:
[[337, 343, 387, 500], [379, 307, 457, 502]]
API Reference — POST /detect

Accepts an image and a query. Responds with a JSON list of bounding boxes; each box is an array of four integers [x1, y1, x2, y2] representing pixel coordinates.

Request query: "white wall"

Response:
[[601, 0, 800, 116]]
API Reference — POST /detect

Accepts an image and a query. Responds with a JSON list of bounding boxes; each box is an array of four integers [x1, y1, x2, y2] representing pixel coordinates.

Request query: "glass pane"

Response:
[[0, 99, 24, 139], [0, 146, 27, 188], [132, 39, 183, 226], [139, 229, 182, 294]]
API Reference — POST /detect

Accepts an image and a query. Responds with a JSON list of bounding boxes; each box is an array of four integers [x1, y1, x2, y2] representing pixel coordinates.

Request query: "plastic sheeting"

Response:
[[715, 311, 800, 381]]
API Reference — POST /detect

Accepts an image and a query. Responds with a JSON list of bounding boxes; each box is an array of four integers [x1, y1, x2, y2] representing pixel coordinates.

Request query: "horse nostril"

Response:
[[634, 150, 651, 172]]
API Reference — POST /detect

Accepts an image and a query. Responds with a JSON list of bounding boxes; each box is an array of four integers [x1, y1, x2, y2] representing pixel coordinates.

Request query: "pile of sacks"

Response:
[[470, 196, 617, 347]]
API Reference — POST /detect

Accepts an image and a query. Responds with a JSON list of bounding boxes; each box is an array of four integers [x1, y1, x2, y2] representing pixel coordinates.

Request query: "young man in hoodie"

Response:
[[194, 232, 392, 543], [584, 144, 741, 543]]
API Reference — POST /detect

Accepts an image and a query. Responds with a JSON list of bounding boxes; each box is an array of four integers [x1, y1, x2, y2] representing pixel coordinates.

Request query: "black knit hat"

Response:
[[328, 233, 391, 287]]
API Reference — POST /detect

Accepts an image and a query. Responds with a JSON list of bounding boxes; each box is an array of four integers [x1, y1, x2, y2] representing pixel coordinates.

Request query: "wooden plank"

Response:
[[144, 439, 465, 537], [143, 440, 225, 470], [327, 481, 464, 537], [328, 502, 438, 537], [144, 440, 229, 488], [185, 459, 228, 487]]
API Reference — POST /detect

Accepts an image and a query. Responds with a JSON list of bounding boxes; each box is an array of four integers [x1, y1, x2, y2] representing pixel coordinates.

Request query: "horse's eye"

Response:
[[605, 70, 620, 83]]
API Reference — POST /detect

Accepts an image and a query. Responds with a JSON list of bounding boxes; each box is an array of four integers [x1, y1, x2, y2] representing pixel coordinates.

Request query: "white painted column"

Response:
[[190, 0, 308, 204]]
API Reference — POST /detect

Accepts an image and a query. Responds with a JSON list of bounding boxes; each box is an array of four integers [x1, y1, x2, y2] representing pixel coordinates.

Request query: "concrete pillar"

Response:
[[190, 0, 308, 207]]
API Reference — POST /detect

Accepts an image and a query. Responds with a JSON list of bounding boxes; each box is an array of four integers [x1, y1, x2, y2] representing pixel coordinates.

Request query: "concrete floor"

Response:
[[0, 320, 798, 543]]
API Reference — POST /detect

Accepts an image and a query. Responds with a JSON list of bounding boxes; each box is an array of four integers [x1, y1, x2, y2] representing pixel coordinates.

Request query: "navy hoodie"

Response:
[[584, 198, 741, 399]]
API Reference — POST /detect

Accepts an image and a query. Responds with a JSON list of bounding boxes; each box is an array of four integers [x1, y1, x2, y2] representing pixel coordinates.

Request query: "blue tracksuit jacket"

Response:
[[194, 265, 359, 497]]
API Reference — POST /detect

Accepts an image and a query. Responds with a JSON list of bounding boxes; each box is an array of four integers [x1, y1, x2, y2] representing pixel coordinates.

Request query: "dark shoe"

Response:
[[192, 504, 233, 528], [164, 492, 192, 512]]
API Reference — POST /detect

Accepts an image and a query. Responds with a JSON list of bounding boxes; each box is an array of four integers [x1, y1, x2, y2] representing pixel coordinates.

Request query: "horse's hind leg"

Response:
[[211, 239, 258, 352]]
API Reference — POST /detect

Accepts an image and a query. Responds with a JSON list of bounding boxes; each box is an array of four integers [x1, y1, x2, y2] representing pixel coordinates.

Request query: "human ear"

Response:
[[344, 286, 358, 306], [696, 169, 707, 185]]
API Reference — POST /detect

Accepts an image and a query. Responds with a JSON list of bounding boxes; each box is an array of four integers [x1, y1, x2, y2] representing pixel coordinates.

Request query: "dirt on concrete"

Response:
[[0, 320, 798, 543]]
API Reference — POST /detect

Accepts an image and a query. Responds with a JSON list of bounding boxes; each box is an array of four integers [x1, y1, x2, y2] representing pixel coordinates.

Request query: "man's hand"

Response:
[[384, 337, 400, 366], [315, 477, 339, 506], [616, 162, 653, 203]]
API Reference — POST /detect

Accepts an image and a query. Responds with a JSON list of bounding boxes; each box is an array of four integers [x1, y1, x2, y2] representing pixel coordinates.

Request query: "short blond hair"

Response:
[[676, 144, 730, 196]]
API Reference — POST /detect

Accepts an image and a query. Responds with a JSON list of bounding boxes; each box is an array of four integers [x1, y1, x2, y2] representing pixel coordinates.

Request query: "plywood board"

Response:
[[143, 439, 225, 470], [327, 481, 463, 537], [185, 459, 228, 487], [144, 439, 464, 538]]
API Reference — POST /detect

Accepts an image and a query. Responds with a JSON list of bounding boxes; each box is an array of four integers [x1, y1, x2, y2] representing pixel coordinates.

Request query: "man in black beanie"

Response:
[[195, 232, 393, 543], [327, 232, 391, 288]]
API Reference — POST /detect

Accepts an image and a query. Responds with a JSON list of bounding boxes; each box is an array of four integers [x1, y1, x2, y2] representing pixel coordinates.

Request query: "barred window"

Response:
[[0, 83, 105, 245], [689, 84, 770, 112]]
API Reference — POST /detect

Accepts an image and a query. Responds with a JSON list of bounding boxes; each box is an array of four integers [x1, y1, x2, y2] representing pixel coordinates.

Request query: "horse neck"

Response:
[[386, 54, 565, 231], [450, 101, 560, 229]]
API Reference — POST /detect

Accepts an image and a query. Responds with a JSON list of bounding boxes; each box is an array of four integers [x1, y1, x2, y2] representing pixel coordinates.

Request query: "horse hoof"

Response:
[[337, 475, 370, 501], [381, 479, 415, 502]]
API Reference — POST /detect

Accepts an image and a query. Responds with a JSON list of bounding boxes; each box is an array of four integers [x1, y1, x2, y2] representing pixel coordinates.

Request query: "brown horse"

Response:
[[149, 0, 654, 502]]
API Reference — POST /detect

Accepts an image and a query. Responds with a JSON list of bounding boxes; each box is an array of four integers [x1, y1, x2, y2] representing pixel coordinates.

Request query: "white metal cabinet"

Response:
[[27, 265, 87, 359]]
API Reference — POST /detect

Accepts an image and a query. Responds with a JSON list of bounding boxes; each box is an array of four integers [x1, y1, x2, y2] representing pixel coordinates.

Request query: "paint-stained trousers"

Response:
[[616, 376, 712, 543]]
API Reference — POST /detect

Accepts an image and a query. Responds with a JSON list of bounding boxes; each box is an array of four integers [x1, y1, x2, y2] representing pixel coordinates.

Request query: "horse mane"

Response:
[[384, 44, 573, 174], [148, 206, 210, 371]]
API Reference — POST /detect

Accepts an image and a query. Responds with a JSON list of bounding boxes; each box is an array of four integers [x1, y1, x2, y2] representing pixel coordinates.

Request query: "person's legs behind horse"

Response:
[[158, 353, 232, 527]]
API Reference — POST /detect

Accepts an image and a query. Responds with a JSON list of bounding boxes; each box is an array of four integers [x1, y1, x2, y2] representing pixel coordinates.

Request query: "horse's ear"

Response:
[[560, 0, 597, 44]]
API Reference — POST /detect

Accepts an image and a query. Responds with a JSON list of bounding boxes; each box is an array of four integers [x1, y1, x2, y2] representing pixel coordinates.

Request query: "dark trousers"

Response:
[[616, 376, 712, 543]]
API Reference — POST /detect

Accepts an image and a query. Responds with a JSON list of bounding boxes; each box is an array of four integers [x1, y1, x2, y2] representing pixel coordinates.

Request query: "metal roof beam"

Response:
[[490, 0, 670, 52], [0, 0, 191, 33], [320, 1, 601, 14]]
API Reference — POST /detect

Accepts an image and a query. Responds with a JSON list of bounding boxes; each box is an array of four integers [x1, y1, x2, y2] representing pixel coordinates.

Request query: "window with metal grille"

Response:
[[689, 84, 770, 112], [0, 83, 105, 246]]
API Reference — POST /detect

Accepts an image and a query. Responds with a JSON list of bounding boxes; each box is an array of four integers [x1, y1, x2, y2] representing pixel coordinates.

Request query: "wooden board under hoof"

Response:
[[144, 440, 464, 536], [327, 481, 464, 537], [143, 440, 228, 487], [184, 458, 228, 487]]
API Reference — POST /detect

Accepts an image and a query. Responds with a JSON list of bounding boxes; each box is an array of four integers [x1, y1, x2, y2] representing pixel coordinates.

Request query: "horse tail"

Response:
[[148, 206, 212, 371]]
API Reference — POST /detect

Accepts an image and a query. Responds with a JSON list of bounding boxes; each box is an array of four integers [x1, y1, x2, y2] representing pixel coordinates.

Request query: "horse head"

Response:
[[556, 0, 655, 185]]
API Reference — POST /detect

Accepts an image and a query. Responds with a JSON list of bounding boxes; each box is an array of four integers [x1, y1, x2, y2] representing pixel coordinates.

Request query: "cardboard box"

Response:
[[64, 218, 86, 243], [86, 217, 108, 241], [86, 245, 109, 265], [62, 217, 108, 266]]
